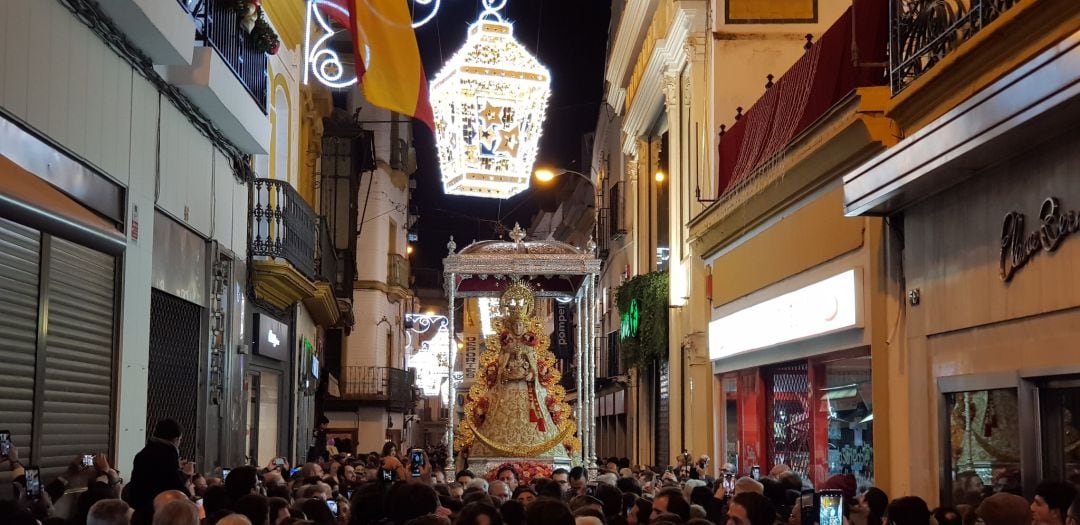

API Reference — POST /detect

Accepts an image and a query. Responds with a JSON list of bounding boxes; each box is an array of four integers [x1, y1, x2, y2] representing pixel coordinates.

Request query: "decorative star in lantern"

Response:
[[430, 0, 551, 199], [497, 127, 521, 157]]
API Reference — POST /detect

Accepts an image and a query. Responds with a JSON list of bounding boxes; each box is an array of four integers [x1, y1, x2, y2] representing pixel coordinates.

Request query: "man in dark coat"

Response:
[[124, 419, 193, 525]]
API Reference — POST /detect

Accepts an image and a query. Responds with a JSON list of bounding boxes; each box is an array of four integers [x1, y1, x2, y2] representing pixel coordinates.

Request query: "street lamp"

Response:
[[533, 167, 595, 187]]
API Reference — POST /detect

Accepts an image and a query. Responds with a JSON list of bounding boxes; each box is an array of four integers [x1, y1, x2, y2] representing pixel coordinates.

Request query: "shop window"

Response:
[[944, 389, 1021, 506], [821, 356, 873, 487]]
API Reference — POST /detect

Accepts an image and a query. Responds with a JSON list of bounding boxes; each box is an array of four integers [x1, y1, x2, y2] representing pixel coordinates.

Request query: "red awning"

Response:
[[716, 0, 888, 197]]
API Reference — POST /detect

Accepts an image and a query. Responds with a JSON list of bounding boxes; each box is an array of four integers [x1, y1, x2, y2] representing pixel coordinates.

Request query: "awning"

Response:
[[715, 0, 887, 200]]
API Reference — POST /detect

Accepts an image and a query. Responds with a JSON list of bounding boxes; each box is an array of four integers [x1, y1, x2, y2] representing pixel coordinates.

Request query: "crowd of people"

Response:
[[3, 418, 1080, 525]]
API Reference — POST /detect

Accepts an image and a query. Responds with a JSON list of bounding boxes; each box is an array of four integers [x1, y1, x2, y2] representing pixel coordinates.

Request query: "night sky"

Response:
[[409, 0, 611, 273]]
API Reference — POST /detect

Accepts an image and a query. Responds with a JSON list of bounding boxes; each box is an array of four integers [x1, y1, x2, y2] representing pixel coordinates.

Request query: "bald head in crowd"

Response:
[[152, 499, 199, 525], [217, 515, 255, 525], [153, 491, 190, 513], [87, 499, 132, 525]]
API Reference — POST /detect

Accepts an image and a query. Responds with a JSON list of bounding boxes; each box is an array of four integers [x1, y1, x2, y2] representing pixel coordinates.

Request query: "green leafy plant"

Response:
[[615, 271, 669, 369]]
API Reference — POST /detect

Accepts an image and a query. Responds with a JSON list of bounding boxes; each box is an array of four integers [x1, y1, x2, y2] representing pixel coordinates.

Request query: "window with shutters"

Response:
[[0, 218, 118, 484]]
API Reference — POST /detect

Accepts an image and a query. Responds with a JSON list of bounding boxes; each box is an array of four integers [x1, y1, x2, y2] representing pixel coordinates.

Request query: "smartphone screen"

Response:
[[83, 454, 94, 468], [25, 467, 41, 499], [819, 490, 843, 525], [326, 499, 338, 516], [274, 457, 285, 466], [222, 468, 231, 480], [750, 465, 761, 480], [289, 467, 301, 478], [0, 430, 11, 457], [723, 474, 735, 493], [409, 449, 423, 477]]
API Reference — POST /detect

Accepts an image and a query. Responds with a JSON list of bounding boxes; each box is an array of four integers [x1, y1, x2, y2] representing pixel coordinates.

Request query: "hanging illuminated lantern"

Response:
[[430, 0, 551, 199]]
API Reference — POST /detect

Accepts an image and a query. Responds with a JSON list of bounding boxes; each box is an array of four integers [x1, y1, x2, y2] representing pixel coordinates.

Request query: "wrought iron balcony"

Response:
[[387, 253, 410, 291], [890, 0, 1019, 94], [250, 178, 317, 280], [187, 0, 269, 111], [315, 217, 351, 299], [336, 366, 416, 411]]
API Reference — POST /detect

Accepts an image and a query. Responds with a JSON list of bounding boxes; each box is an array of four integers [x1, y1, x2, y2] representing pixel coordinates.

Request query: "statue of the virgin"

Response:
[[458, 281, 576, 460]]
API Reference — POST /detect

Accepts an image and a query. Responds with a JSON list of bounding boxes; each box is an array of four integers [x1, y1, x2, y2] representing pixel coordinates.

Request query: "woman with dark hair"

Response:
[[382, 442, 399, 459], [455, 502, 503, 525], [861, 487, 890, 525], [627, 498, 652, 525], [512, 487, 537, 506]]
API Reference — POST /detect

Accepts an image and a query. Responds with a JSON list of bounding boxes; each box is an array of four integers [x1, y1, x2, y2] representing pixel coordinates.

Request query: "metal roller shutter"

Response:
[[0, 218, 41, 483], [147, 289, 202, 463], [38, 238, 116, 479]]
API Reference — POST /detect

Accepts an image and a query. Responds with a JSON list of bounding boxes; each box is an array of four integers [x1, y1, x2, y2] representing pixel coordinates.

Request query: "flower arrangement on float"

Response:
[[483, 461, 555, 486]]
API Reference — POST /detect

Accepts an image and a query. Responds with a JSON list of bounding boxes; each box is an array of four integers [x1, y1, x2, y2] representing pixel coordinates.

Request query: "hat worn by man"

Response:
[[734, 477, 764, 496], [977, 493, 1031, 525]]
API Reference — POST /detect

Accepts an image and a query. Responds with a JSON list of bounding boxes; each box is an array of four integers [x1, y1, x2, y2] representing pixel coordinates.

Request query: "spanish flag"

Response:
[[348, 0, 434, 131]]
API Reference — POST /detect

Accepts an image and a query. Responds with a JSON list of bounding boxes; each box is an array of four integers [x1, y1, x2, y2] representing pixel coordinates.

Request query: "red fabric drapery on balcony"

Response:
[[716, 0, 888, 198]]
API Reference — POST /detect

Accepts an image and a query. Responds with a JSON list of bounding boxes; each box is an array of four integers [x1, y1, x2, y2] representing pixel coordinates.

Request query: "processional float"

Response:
[[443, 224, 600, 475]]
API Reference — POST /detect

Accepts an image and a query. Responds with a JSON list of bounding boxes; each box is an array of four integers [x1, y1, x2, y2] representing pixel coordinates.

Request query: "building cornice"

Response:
[[605, 0, 660, 115], [688, 88, 895, 258], [354, 279, 412, 303], [621, 2, 706, 155]]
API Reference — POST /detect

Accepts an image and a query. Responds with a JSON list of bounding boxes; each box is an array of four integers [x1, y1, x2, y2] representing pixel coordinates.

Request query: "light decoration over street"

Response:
[[404, 313, 451, 402], [430, 0, 552, 199], [303, 0, 442, 89]]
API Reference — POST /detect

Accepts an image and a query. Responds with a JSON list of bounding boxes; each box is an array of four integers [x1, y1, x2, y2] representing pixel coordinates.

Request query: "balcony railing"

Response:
[[188, 0, 269, 111], [339, 366, 416, 410], [387, 253, 410, 290], [250, 178, 317, 279], [890, 0, 1019, 94]]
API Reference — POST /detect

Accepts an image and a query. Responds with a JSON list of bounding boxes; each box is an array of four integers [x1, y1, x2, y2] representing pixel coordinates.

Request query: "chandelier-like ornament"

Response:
[[430, 0, 551, 199]]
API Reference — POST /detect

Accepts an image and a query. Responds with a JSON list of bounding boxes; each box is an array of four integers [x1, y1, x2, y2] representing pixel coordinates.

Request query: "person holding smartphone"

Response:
[[0, 431, 25, 479]]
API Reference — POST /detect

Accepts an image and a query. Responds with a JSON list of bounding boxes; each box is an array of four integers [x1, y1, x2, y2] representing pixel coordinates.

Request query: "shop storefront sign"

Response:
[[1000, 197, 1080, 282], [553, 301, 574, 359], [620, 299, 640, 340], [255, 314, 289, 361], [709, 269, 858, 361]]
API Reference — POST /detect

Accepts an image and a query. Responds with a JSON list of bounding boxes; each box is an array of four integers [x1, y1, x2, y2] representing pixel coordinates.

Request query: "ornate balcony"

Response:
[[890, 0, 1019, 94], [189, 0, 269, 111], [387, 253, 411, 300], [249, 178, 318, 310], [327, 366, 417, 412]]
